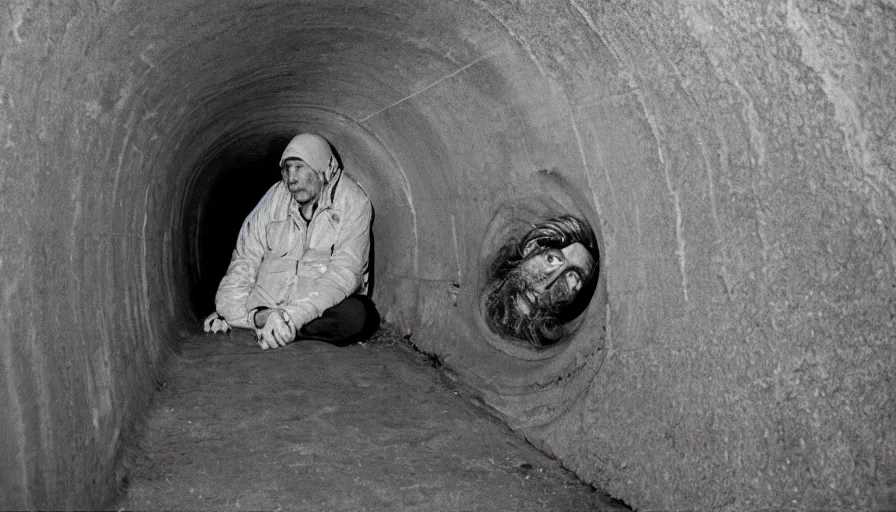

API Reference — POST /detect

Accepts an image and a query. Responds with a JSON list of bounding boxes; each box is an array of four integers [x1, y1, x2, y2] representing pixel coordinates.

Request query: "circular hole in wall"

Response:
[[459, 169, 608, 429], [476, 170, 601, 361]]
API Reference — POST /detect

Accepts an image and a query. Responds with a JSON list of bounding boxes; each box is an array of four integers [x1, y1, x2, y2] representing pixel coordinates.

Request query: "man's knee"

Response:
[[335, 295, 380, 337], [299, 294, 379, 344]]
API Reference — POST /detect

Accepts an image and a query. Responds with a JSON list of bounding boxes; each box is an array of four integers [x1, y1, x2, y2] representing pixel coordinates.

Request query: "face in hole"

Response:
[[483, 214, 599, 348], [281, 157, 324, 205], [513, 243, 593, 316]]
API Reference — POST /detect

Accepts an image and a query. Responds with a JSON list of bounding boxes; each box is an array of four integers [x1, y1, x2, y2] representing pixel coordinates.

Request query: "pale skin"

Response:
[[203, 157, 325, 350], [512, 242, 594, 317]]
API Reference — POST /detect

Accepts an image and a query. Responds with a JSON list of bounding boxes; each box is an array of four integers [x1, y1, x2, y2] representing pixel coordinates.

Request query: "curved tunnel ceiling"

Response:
[[1, 1, 894, 510]]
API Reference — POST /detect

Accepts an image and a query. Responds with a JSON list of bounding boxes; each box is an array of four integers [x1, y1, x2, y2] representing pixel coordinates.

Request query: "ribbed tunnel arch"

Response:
[[1, 1, 894, 511]]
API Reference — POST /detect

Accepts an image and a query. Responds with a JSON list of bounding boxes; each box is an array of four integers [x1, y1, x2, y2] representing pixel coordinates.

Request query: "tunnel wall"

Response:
[[0, 2, 184, 508], [560, 3, 892, 509], [439, 2, 894, 510], [1, 1, 894, 510]]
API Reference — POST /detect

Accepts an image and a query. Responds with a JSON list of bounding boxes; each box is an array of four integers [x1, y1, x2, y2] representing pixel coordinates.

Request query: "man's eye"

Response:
[[545, 254, 562, 266]]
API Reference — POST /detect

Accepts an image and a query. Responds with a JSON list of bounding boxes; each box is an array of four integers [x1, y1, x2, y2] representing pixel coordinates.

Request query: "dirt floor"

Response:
[[108, 325, 630, 511]]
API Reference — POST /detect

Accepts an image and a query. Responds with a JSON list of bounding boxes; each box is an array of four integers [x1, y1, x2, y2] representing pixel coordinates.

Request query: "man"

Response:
[[482, 214, 598, 347], [203, 133, 379, 350]]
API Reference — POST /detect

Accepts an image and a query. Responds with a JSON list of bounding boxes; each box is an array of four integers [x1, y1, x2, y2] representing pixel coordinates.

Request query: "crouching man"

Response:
[[203, 133, 379, 350]]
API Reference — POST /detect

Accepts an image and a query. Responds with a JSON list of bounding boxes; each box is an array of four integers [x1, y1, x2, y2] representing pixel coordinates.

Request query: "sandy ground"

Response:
[[109, 325, 630, 511]]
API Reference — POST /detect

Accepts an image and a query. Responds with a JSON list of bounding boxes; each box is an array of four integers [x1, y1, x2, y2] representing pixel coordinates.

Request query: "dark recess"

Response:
[[186, 136, 291, 317]]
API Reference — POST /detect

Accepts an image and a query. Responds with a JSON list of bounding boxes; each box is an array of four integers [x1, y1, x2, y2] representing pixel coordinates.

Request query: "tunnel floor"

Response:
[[107, 325, 628, 511]]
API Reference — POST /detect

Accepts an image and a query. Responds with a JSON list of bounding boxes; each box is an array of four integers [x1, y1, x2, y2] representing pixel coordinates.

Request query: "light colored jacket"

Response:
[[214, 168, 371, 329]]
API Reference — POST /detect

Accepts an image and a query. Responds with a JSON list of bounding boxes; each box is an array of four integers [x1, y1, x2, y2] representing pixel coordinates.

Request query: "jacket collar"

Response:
[[316, 166, 343, 211]]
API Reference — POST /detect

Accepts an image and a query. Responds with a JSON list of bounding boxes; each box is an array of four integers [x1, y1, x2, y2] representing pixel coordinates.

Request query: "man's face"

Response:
[[512, 242, 594, 317], [281, 158, 323, 205]]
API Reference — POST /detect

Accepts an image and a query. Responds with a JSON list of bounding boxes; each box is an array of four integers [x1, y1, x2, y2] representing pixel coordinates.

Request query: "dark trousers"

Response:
[[297, 294, 380, 347]]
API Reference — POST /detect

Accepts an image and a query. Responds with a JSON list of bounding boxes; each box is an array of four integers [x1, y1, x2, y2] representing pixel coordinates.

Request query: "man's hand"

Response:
[[253, 308, 273, 328], [256, 310, 297, 350], [203, 312, 231, 334]]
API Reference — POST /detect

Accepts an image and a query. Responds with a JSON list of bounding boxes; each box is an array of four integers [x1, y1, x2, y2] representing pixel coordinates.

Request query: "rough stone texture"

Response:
[[0, 0, 893, 510]]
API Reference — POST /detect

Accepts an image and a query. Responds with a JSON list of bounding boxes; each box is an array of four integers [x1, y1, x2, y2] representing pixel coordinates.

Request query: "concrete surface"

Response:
[[109, 327, 628, 512], [1, 1, 894, 510]]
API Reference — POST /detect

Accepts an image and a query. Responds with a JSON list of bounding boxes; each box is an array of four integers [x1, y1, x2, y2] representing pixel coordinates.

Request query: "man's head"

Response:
[[483, 214, 598, 347], [279, 133, 338, 206]]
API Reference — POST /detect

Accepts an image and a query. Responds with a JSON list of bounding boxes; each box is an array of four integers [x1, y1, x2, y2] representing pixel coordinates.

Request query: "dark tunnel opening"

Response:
[[186, 134, 293, 318]]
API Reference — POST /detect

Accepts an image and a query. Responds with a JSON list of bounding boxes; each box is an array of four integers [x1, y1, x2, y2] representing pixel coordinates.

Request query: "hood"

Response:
[[279, 133, 341, 182]]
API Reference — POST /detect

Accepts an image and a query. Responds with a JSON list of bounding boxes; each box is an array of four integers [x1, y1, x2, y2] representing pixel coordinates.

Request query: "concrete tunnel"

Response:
[[1, 0, 894, 510]]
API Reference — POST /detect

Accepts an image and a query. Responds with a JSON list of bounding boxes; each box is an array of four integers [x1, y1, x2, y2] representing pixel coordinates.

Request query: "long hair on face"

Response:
[[483, 214, 598, 347]]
